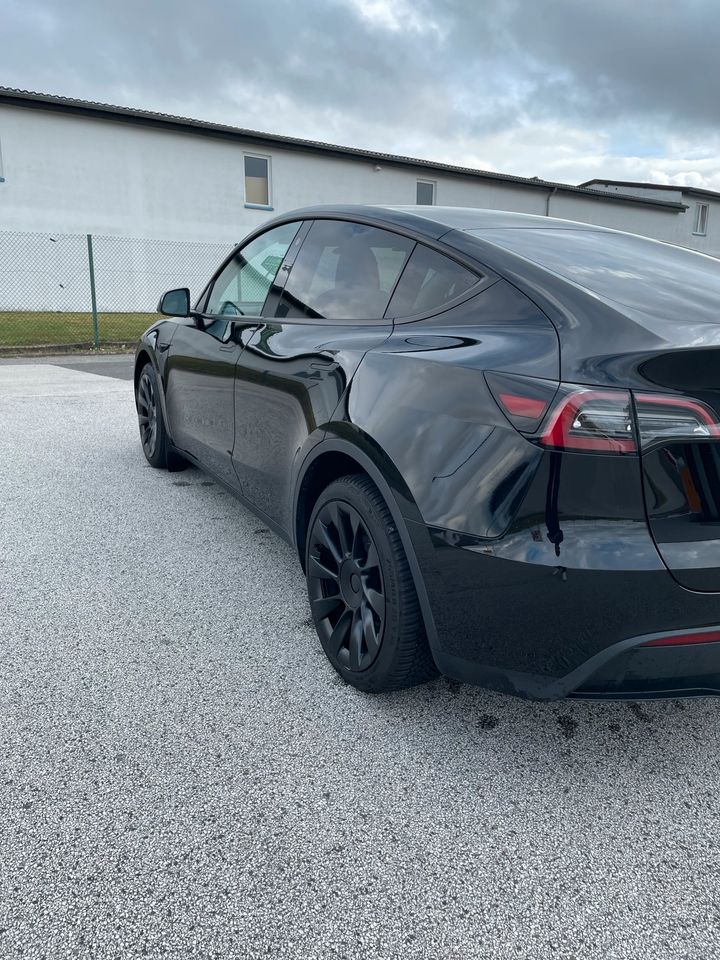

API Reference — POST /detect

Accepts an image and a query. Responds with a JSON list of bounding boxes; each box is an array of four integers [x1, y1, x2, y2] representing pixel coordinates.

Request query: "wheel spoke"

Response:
[[361, 600, 380, 657], [349, 608, 364, 670], [364, 585, 384, 616], [138, 413, 149, 426], [328, 608, 352, 656], [331, 502, 352, 556], [349, 512, 364, 561], [311, 595, 343, 621], [360, 541, 380, 573], [315, 519, 343, 569], [308, 554, 338, 581]]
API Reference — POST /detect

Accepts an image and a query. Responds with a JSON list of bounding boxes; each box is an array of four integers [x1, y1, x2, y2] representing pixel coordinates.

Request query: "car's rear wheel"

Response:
[[305, 474, 437, 692], [136, 363, 169, 468]]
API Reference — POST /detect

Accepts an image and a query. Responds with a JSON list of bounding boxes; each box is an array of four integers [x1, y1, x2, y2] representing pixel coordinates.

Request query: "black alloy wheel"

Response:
[[306, 474, 437, 692], [136, 364, 168, 468], [308, 498, 386, 672]]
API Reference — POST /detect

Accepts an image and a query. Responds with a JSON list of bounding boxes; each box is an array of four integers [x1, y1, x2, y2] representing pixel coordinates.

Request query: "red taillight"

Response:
[[538, 388, 636, 454], [642, 629, 720, 648], [485, 371, 557, 430], [497, 392, 548, 419], [486, 372, 720, 456]]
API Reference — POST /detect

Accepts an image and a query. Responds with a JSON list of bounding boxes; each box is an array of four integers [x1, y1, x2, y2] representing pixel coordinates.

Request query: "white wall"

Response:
[[584, 181, 720, 258], [0, 103, 691, 248]]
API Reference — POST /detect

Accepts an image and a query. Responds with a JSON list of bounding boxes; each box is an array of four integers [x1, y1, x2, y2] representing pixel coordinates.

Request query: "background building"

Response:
[[580, 179, 719, 258], [0, 87, 690, 245], [3, 87, 718, 349]]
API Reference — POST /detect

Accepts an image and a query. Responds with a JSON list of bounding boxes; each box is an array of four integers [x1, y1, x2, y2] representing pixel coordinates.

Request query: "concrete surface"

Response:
[[1, 361, 720, 960], [0, 353, 134, 381]]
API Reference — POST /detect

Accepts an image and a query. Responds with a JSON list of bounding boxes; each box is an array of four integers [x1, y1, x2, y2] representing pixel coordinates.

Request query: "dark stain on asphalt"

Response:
[[556, 713, 578, 739], [477, 714, 499, 730], [172, 480, 192, 487], [626, 701, 653, 724], [200, 481, 214, 487]]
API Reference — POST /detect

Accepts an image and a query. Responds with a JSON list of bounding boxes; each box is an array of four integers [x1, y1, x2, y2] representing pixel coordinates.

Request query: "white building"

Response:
[[580, 179, 720, 258], [0, 87, 695, 248]]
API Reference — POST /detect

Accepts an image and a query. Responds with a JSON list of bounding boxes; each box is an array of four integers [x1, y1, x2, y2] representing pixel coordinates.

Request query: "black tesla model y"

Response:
[[135, 205, 720, 700]]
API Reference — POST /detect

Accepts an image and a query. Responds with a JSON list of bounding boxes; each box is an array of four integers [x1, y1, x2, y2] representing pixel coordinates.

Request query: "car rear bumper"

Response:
[[571, 636, 720, 699], [407, 519, 720, 701]]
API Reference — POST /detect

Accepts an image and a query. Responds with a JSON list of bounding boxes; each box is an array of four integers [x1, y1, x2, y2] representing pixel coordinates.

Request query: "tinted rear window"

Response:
[[387, 244, 479, 317], [467, 228, 720, 322]]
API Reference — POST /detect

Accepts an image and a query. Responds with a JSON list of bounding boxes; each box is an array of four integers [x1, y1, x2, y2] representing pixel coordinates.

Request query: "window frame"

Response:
[[693, 201, 709, 237], [196, 214, 498, 327], [243, 152, 273, 210], [416, 179, 436, 206]]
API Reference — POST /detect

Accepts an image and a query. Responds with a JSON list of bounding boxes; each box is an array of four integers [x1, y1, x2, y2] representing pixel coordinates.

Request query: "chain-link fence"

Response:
[[0, 231, 235, 350]]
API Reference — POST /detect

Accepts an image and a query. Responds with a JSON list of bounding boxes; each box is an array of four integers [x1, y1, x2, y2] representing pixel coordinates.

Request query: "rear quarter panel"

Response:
[[340, 279, 559, 537]]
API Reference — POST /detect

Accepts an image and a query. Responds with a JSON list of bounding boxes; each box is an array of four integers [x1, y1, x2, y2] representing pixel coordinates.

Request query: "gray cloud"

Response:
[[3, 0, 720, 185]]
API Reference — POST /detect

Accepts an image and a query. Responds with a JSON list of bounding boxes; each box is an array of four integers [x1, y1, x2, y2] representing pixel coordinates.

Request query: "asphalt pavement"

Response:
[[1, 358, 720, 959]]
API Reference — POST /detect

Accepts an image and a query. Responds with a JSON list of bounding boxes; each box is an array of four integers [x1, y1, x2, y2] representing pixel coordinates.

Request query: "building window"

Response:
[[416, 179, 436, 205], [693, 202, 709, 236], [244, 154, 271, 208]]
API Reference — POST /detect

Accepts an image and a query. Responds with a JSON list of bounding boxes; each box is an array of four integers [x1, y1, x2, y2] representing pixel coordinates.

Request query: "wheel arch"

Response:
[[133, 343, 180, 460], [293, 435, 439, 650], [134, 347, 154, 393]]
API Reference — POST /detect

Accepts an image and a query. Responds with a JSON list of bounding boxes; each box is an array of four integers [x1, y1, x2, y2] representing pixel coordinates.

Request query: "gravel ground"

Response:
[[1, 361, 720, 959]]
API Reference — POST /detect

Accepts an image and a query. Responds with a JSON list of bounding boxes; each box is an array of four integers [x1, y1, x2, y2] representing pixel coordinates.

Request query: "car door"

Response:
[[231, 218, 416, 533], [163, 221, 303, 487]]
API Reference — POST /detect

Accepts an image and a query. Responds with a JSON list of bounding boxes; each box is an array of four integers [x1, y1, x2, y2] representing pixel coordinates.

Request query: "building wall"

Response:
[[586, 181, 720, 258], [0, 104, 691, 250]]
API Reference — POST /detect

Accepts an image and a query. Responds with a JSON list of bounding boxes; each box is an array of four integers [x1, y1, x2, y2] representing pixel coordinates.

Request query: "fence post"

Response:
[[86, 233, 99, 348]]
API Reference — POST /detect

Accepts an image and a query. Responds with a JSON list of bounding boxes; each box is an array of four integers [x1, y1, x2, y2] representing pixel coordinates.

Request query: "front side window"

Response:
[[244, 154, 271, 207], [207, 221, 300, 316], [387, 245, 480, 317], [416, 180, 436, 205], [694, 202, 709, 236], [277, 220, 415, 320]]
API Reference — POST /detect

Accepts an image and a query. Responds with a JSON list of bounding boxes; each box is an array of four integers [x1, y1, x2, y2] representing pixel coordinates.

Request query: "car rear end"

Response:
[[455, 223, 720, 699]]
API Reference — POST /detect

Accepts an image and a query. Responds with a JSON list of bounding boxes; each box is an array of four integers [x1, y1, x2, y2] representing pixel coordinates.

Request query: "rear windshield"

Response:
[[466, 228, 720, 323]]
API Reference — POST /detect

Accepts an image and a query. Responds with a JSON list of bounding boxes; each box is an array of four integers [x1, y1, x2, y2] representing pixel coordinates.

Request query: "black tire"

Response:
[[135, 362, 169, 468], [305, 473, 437, 692]]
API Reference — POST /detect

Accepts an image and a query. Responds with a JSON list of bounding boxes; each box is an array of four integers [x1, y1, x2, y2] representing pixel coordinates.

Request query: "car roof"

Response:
[[278, 203, 617, 236]]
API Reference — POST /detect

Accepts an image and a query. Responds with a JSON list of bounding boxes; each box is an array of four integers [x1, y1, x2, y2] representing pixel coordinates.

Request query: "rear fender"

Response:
[[293, 433, 440, 651]]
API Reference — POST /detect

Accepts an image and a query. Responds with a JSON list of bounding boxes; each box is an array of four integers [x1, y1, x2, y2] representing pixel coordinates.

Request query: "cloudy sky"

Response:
[[4, 0, 720, 188]]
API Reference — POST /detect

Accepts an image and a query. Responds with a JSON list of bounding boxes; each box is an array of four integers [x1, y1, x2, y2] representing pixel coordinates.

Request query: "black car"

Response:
[[135, 205, 720, 700]]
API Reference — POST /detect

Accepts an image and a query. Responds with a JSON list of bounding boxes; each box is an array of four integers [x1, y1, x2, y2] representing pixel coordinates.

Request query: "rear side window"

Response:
[[277, 220, 415, 320], [386, 245, 479, 317]]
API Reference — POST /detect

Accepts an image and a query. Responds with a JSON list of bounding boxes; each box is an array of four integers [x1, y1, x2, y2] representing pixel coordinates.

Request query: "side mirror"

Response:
[[158, 288, 191, 317]]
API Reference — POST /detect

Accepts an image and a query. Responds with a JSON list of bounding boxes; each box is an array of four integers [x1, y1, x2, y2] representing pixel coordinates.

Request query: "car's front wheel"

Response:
[[305, 474, 437, 692], [135, 363, 169, 468]]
